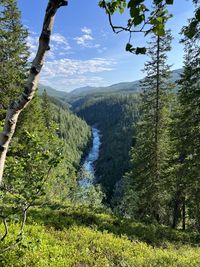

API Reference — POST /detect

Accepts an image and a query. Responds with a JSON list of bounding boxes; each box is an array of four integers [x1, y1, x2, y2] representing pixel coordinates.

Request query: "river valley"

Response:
[[79, 127, 101, 187]]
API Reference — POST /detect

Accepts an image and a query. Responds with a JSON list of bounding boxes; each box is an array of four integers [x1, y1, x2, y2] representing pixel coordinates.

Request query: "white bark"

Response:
[[0, 0, 68, 184]]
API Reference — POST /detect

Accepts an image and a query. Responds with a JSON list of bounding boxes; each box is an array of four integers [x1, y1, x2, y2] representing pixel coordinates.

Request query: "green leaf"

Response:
[[134, 15, 144, 26], [157, 17, 163, 23], [126, 43, 133, 51], [154, 24, 165, 36], [140, 4, 149, 12], [166, 0, 174, 4], [135, 0, 145, 4], [128, 0, 135, 8], [130, 7, 139, 18], [127, 18, 133, 27], [119, 7, 124, 14], [195, 9, 200, 21], [154, 0, 163, 5], [135, 47, 147, 54], [151, 18, 159, 25], [98, 1, 105, 8]]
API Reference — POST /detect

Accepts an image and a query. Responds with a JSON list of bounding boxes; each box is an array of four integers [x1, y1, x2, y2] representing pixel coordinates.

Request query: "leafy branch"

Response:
[[99, 0, 174, 54]]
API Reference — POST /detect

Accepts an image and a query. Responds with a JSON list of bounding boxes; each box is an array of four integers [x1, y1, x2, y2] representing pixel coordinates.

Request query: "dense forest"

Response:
[[0, 0, 200, 266], [76, 94, 139, 203]]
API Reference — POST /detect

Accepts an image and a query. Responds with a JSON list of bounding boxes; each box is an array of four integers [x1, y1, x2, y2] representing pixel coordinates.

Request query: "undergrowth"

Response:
[[0, 204, 200, 266]]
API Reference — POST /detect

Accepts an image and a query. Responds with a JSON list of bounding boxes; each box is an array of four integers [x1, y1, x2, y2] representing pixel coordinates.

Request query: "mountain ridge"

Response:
[[38, 68, 182, 99]]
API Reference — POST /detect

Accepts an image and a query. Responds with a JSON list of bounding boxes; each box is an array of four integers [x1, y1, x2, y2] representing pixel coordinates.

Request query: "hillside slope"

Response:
[[1, 205, 200, 267], [69, 69, 182, 97], [77, 94, 139, 202]]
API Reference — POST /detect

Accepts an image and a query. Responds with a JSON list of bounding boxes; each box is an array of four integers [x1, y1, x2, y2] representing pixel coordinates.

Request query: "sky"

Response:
[[17, 0, 195, 92]]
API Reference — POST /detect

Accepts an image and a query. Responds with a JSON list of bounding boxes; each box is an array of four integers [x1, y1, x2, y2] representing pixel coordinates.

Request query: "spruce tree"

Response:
[[0, 0, 29, 119], [172, 4, 200, 230], [122, 30, 174, 223]]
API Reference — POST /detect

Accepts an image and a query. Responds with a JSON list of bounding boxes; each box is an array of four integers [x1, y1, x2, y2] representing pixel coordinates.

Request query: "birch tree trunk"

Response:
[[0, 0, 68, 184]]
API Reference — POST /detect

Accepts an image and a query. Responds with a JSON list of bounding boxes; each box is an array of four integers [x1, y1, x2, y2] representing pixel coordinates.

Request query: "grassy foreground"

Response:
[[0, 205, 200, 267]]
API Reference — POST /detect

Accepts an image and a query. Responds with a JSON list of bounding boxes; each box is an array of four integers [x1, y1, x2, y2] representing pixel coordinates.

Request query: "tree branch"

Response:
[[1, 218, 8, 241], [104, 2, 147, 34], [0, 0, 68, 184]]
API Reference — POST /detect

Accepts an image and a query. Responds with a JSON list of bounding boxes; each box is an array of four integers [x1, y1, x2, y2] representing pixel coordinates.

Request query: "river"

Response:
[[78, 127, 101, 187]]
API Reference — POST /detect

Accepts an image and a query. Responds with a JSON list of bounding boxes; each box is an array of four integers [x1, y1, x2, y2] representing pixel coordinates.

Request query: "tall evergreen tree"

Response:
[[0, 0, 29, 119], [122, 30, 174, 222], [172, 3, 200, 230]]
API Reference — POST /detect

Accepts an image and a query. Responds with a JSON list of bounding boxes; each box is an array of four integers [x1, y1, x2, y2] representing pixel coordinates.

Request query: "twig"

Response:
[[1, 218, 8, 241]]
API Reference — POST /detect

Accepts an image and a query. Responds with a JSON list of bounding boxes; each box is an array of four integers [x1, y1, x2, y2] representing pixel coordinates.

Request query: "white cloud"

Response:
[[51, 33, 71, 50], [74, 27, 100, 48], [40, 57, 116, 91], [27, 32, 71, 60], [26, 30, 114, 91], [27, 34, 38, 60], [81, 27, 92, 35], [40, 75, 105, 89], [42, 58, 115, 77], [74, 34, 93, 47]]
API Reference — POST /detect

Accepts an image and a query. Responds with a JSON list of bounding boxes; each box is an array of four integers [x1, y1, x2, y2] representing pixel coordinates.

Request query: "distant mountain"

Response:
[[69, 86, 96, 96], [69, 68, 183, 98], [69, 80, 140, 98], [170, 68, 182, 82], [37, 68, 183, 103], [38, 84, 68, 99]]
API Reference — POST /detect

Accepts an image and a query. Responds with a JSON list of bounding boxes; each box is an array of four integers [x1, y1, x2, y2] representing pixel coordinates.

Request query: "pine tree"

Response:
[[172, 5, 200, 230], [122, 30, 174, 223], [0, 0, 29, 119]]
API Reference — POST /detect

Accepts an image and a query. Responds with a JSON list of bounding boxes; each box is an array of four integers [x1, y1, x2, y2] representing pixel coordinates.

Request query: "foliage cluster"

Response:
[[0, 0, 29, 119], [99, 0, 174, 54]]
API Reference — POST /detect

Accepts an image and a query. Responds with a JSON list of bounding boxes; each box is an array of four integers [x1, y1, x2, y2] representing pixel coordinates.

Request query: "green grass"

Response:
[[0, 205, 200, 266]]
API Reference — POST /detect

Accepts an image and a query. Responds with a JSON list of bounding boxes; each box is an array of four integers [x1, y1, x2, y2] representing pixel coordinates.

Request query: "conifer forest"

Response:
[[0, 0, 200, 266]]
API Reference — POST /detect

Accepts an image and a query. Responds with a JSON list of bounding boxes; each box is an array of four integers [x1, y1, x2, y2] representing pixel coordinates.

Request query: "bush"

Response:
[[0, 204, 199, 266], [0, 222, 200, 267]]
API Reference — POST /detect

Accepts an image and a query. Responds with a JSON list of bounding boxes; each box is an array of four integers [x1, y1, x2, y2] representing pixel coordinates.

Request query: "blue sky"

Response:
[[17, 0, 194, 92]]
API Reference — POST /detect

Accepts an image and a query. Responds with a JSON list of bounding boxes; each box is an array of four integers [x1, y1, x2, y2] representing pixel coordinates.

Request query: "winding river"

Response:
[[79, 127, 101, 187]]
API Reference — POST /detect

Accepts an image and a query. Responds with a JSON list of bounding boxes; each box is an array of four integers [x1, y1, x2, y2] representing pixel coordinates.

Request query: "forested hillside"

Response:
[[45, 94, 92, 202], [0, 0, 200, 266], [76, 95, 139, 203], [1, 89, 91, 213]]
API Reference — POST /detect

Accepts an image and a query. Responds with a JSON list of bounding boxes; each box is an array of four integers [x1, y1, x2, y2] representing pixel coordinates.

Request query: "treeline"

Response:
[[118, 5, 200, 231], [76, 94, 139, 202]]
